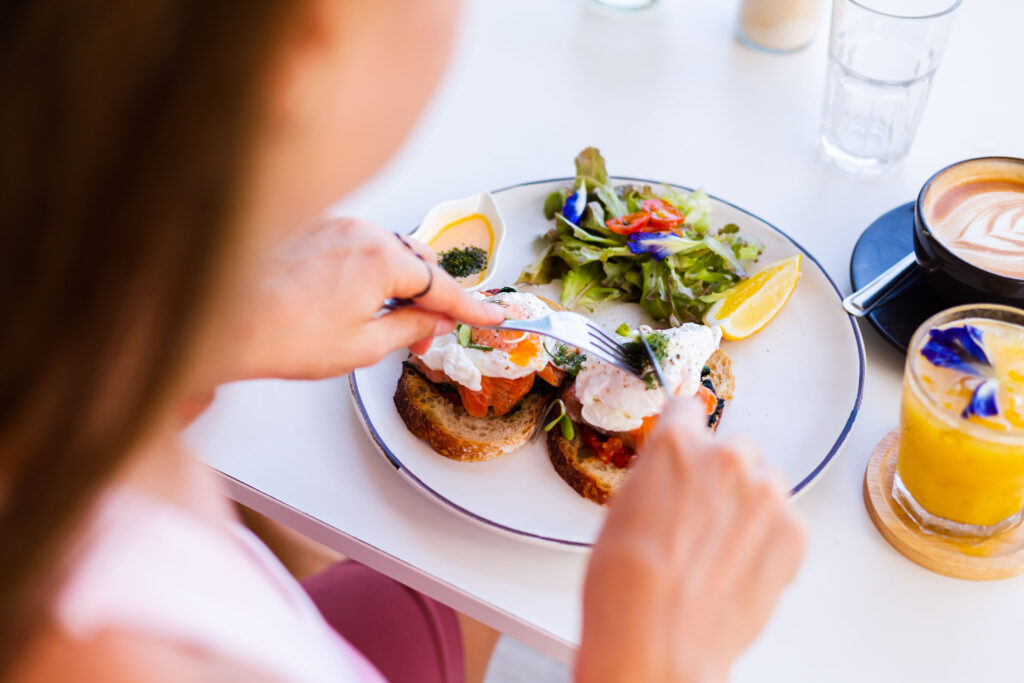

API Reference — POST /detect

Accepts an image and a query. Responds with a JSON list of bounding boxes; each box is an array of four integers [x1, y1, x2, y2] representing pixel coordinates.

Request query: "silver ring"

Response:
[[395, 234, 433, 299]]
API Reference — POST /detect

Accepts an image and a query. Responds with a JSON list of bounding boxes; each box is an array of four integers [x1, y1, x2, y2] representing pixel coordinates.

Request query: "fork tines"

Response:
[[585, 322, 640, 374]]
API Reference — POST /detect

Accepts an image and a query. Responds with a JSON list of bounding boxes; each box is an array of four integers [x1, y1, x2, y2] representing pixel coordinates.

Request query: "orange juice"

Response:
[[896, 306, 1024, 536]]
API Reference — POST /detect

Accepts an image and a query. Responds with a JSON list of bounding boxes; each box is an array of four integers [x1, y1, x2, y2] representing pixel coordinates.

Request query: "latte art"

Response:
[[927, 180, 1024, 279]]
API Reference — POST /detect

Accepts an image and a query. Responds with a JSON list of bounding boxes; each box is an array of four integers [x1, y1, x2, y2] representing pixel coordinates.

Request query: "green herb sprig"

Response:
[[544, 342, 586, 376], [622, 330, 670, 390]]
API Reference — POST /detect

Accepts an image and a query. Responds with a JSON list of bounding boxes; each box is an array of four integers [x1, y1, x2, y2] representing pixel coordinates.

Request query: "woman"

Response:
[[0, 0, 805, 681]]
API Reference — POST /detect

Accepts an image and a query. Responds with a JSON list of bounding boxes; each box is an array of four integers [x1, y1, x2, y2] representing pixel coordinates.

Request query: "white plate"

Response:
[[350, 177, 864, 549]]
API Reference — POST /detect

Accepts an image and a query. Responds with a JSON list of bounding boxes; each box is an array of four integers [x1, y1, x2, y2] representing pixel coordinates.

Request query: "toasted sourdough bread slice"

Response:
[[394, 292, 566, 462], [548, 349, 735, 505], [394, 364, 551, 462]]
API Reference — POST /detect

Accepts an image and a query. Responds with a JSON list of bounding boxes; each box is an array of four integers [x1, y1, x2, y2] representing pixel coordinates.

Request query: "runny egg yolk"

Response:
[[468, 301, 545, 367], [469, 328, 543, 367], [508, 336, 541, 366]]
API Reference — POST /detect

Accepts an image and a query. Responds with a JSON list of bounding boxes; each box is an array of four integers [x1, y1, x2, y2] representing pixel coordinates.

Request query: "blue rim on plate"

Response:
[[350, 176, 866, 548]]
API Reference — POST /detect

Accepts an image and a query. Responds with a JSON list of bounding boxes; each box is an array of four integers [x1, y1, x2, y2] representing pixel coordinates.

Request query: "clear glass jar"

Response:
[[737, 0, 823, 53], [590, 0, 658, 10]]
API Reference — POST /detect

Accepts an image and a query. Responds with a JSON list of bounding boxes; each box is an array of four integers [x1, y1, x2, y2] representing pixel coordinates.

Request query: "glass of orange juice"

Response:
[[895, 304, 1024, 539]]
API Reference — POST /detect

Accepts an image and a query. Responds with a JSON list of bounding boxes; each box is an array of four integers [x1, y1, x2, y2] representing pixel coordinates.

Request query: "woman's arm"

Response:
[[577, 399, 806, 683]]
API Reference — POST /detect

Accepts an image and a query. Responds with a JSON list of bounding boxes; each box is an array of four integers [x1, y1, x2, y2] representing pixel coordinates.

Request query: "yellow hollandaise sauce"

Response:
[[429, 213, 493, 287]]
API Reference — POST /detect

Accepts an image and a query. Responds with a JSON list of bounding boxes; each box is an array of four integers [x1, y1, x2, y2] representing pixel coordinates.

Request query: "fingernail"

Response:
[[434, 319, 455, 336], [483, 303, 506, 319]]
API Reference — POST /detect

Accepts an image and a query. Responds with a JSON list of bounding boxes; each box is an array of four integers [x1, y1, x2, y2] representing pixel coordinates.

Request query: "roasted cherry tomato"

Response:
[[640, 198, 671, 212], [605, 211, 651, 235], [581, 426, 636, 469], [641, 198, 685, 230]]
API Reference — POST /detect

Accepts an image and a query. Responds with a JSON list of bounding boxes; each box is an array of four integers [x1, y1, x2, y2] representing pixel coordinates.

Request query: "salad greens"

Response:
[[519, 147, 763, 325]]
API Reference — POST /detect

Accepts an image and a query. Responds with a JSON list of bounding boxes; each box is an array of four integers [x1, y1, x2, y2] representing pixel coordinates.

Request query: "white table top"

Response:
[[188, 0, 1024, 679]]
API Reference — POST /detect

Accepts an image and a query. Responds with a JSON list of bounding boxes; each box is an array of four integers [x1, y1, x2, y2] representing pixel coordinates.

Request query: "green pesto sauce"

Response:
[[438, 245, 487, 279]]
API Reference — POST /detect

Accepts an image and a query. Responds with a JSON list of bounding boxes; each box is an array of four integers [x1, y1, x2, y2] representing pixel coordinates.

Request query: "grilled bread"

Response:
[[547, 349, 735, 504], [394, 363, 551, 462], [394, 291, 567, 462]]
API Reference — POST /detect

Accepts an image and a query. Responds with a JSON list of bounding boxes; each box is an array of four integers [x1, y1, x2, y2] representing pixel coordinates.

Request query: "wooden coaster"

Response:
[[864, 429, 1024, 580]]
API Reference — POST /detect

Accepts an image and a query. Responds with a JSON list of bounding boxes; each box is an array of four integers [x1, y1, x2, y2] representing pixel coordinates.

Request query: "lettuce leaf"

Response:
[[593, 184, 628, 219], [574, 147, 608, 188], [518, 244, 561, 285], [577, 285, 622, 311], [560, 262, 603, 309], [555, 214, 621, 248], [543, 190, 566, 220], [553, 238, 607, 269], [660, 186, 713, 234], [575, 148, 629, 219]]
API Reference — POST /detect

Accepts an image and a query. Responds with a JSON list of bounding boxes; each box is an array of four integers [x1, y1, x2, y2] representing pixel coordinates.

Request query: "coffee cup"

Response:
[[914, 157, 1024, 305]]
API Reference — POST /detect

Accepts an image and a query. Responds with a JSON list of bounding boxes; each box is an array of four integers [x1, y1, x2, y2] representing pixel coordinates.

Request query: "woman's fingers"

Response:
[[602, 397, 715, 548], [389, 252, 505, 326], [649, 397, 714, 466], [403, 236, 438, 264], [700, 464, 787, 596], [407, 335, 436, 356], [357, 309, 455, 363], [580, 392, 805, 683]]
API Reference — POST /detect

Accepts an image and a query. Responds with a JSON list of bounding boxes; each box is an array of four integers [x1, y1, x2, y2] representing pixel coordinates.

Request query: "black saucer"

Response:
[[849, 202, 943, 352]]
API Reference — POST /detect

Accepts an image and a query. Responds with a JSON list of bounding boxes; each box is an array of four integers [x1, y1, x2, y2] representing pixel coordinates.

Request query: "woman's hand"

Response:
[[576, 399, 806, 683], [229, 216, 505, 380]]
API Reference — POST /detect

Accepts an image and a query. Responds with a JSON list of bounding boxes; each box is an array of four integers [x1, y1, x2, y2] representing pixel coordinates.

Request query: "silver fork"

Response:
[[382, 299, 641, 376], [475, 312, 641, 377]]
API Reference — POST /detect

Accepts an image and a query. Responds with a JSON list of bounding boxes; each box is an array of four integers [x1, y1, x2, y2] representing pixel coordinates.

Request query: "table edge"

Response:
[[210, 466, 578, 664]]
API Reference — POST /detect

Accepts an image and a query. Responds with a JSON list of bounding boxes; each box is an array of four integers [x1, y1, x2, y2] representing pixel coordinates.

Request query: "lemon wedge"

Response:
[[703, 255, 801, 340]]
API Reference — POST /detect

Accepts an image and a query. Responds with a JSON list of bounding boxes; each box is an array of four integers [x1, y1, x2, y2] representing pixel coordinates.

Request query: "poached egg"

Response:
[[574, 323, 722, 433], [415, 291, 554, 392]]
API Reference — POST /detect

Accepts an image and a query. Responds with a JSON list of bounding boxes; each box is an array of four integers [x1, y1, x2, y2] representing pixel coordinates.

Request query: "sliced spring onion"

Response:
[[542, 399, 575, 440], [543, 399, 567, 432], [559, 414, 575, 441]]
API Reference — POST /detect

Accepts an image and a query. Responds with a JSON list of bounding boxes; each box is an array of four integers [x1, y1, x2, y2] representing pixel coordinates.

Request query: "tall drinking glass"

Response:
[[820, 0, 961, 175], [896, 305, 1024, 540]]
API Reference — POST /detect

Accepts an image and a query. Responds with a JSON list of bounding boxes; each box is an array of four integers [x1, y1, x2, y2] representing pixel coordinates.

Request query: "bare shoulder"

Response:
[[12, 626, 282, 683]]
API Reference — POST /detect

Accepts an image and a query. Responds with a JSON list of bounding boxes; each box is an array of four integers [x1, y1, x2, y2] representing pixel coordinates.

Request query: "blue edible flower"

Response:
[[920, 323, 1001, 419], [963, 379, 999, 419], [562, 182, 587, 226], [627, 231, 703, 261], [920, 324, 991, 375]]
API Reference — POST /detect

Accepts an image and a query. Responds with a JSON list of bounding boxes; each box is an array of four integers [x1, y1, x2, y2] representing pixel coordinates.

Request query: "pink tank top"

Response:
[[53, 489, 385, 683]]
